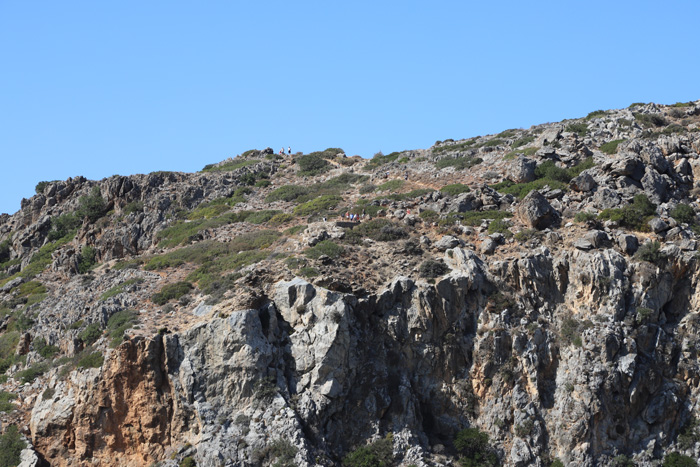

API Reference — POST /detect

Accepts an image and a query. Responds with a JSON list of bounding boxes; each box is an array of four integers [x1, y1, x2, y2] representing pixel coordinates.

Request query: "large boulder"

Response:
[[508, 157, 537, 183], [516, 191, 559, 230]]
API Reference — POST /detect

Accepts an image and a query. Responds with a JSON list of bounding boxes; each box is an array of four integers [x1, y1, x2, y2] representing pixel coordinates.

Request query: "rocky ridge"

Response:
[[1, 102, 700, 466]]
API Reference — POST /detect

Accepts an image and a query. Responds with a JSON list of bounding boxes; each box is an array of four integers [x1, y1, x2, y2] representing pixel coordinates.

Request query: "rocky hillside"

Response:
[[2, 101, 700, 466]]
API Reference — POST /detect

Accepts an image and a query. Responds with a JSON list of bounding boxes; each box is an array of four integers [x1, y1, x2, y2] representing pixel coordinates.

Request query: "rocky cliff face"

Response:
[[2, 103, 700, 466]]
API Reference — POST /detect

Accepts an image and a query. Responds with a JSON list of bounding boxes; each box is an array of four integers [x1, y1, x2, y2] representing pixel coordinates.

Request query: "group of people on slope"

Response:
[[279, 146, 291, 155]]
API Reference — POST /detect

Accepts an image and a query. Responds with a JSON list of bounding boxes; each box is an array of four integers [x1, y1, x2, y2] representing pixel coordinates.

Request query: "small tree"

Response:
[[454, 428, 499, 467]]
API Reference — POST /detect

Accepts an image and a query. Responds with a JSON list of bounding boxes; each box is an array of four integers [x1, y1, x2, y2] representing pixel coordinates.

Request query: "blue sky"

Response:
[[1, 1, 698, 215]]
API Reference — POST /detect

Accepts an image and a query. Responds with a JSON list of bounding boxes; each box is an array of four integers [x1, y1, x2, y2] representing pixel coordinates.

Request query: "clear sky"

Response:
[[1, 1, 698, 215]]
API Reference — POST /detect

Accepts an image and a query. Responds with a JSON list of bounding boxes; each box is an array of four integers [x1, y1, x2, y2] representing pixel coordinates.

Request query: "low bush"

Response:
[[511, 135, 535, 148], [123, 201, 144, 214], [586, 110, 606, 120], [671, 203, 696, 225], [34, 337, 59, 359], [266, 185, 309, 203], [634, 112, 668, 128], [78, 246, 98, 274], [296, 154, 330, 176], [152, 281, 193, 305], [574, 212, 597, 223], [363, 151, 402, 170], [343, 435, 393, 467], [16, 363, 48, 383], [377, 179, 405, 192], [635, 241, 666, 265], [293, 195, 342, 216], [487, 219, 512, 237], [565, 122, 588, 136], [441, 184, 471, 196], [600, 139, 625, 155], [419, 259, 450, 278], [662, 452, 696, 467], [201, 159, 260, 172], [179, 457, 197, 467], [598, 194, 656, 231], [107, 310, 138, 346], [305, 240, 344, 260], [0, 425, 25, 467], [436, 156, 483, 170], [0, 391, 16, 412], [77, 351, 104, 369], [454, 428, 498, 467], [78, 323, 102, 345]]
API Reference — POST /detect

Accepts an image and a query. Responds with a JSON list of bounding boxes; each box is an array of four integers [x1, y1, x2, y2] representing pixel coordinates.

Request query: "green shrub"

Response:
[[0, 391, 16, 412], [293, 195, 342, 216], [560, 317, 583, 347], [79, 323, 102, 345], [201, 159, 260, 172], [635, 241, 667, 265], [574, 212, 597, 223], [268, 213, 294, 226], [419, 259, 450, 278], [179, 457, 197, 467], [344, 219, 408, 244], [305, 240, 344, 260], [511, 135, 535, 148], [77, 246, 98, 274], [0, 425, 25, 467], [297, 154, 330, 176], [343, 435, 393, 467], [565, 123, 588, 136], [77, 351, 104, 369], [436, 156, 483, 170], [432, 140, 477, 155], [662, 452, 696, 467], [35, 180, 55, 194], [123, 201, 144, 214], [514, 229, 537, 243], [598, 194, 656, 231], [245, 210, 282, 224], [586, 110, 606, 120], [34, 337, 59, 359], [107, 310, 138, 346], [419, 210, 439, 222], [260, 439, 297, 467], [377, 179, 405, 192], [634, 113, 667, 128], [17, 235, 73, 279], [671, 203, 696, 225], [266, 185, 310, 202], [550, 460, 565, 467], [76, 186, 108, 224], [255, 179, 271, 188], [454, 428, 498, 467], [441, 184, 471, 196], [487, 219, 512, 237], [152, 281, 193, 305], [600, 139, 625, 155], [16, 363, 48, 383], [363, 151, 402, 170]]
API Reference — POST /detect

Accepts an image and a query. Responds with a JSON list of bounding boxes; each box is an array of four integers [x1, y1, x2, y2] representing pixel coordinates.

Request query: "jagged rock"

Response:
[[648, 217, 669, 233], [17, 447, 40, 467], [569, 172, 597, 192], [0, 276, 24, 293], [435, 235, 461, 251], [591, 187, 623, 210], [480, 237, 497, 255], [641, 168, 669, 203], [516, 191, 559, 230]]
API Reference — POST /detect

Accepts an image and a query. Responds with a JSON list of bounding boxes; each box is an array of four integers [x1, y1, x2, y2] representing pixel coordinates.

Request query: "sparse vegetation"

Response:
[[0, 425, 26, 467], [635, 241, 667, 265], [441, 184, 471, 196], [435, 156, 483, 170], [77, 351, 104, 369], [600, 139, 625, 154], [79, 323, 102, 345], [454, 428, 498, 467], [671, 203, 696, 225], [106, 310, 138, 347], [151, 282, 193, 305], [201, 159, 260, 172], [419, 259, 450, 278], [565, 122, 588, 136], [100, 278, 144, 301], [0, 391, 16, 412], [305, 240, 344, 260], [662, 452, 696, 467], [343, 434, 394, 467], [296, 154, 330, 176], [599, 194, 656, 231]]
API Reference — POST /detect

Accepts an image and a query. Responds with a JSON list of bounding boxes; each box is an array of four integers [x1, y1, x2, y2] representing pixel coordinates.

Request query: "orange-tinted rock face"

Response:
[[34, 336, 186, 466]]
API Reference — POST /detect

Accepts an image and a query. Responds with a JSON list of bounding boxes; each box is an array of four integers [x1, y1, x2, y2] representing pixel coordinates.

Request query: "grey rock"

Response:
[[480, 237, 497, 255], [617, 234, 639, 254], [592, 187, 622, 210], [509, 157, 537, 183], [435, 235, 461, 251], [648, 217, 669, 233], [641, 168, 669, 204], [569, 172, 597, 192], [0, 276, 24, 293], [516, 191, 559, 230]]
